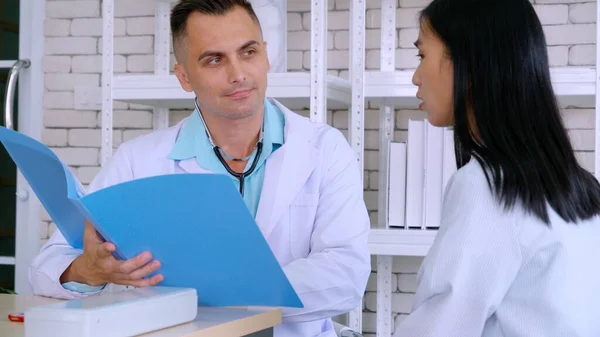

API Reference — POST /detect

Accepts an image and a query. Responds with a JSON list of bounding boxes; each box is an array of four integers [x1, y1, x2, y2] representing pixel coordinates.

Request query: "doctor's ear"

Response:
[[174, 63, 194, 93]]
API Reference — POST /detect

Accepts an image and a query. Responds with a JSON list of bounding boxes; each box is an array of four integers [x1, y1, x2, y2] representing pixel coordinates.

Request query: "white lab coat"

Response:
[[28, 99, 371, 337], [394, 160, 600, 337]]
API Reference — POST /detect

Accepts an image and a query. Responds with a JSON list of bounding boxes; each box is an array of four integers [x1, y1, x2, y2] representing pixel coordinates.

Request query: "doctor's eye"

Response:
[[243, 49, 257, 57], [207, 57, 222, 65]]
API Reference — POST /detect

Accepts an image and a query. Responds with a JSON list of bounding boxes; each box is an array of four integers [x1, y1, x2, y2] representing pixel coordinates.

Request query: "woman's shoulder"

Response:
[[445, 159, 494, 202], [441, 158, 528, 228]]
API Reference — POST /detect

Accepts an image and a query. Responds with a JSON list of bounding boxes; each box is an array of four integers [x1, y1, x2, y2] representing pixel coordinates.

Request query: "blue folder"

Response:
[[0, 126, 303, 308]]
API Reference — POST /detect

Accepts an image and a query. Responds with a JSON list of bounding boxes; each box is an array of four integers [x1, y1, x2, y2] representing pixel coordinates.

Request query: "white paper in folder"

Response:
[[24, 286, 198, 337]]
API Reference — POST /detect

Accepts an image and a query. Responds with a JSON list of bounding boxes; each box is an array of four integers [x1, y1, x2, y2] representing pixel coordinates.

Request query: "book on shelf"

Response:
[[423, 120, 444, 229], [388, 142, 407, 228], [387, 119, 458, 229], [405, 119, 425, 229]]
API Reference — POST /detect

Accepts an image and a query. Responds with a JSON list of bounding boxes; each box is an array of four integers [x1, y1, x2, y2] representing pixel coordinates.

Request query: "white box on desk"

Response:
[[24, 286, 198, 337]]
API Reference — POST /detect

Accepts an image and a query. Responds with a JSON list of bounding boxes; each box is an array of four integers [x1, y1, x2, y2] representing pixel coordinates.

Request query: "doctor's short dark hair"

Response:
[[420, 0, 600, 225], [170, 0, 261, 61]]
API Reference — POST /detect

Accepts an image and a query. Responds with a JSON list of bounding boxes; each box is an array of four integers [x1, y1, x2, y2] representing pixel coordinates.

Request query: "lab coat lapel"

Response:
[[168, 117, 213, 174], [172, 101, 319, 240], [255, 105, 318, 239], [176, 158, 211, 174]]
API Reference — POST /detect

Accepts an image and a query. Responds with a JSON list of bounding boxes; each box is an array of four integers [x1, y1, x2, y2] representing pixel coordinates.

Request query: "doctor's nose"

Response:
[[227, 59, 246, 84]]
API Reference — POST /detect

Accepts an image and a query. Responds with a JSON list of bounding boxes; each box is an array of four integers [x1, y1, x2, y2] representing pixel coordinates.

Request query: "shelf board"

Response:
[[0, 256, 15, 266], [369, 228, 438, 256], [551, 67, 596, 107], [364, 71, 419, 108], [112, 72, 352, 110], [364, 67, 596, 108], [0, 60, 17, 69]]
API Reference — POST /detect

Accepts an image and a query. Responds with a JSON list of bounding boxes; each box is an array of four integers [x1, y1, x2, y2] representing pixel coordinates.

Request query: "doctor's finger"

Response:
[[115, 251, 153, 274], [114, 273, 164, 288], [95, 242, 116, 259], [126, 259, 162, 281]]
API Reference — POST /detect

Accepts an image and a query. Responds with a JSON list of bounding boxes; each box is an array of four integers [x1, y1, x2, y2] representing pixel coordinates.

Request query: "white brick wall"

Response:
[[41, 0, 155, 248], [40, 0, 596, 335]]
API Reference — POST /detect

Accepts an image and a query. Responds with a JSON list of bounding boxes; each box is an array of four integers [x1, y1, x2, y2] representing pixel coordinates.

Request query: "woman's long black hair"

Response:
[[420, 0, 600, 225]]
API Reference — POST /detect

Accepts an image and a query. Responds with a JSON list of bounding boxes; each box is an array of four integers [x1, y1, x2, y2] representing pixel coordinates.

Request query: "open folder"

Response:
[[0, 126, 303, 308]]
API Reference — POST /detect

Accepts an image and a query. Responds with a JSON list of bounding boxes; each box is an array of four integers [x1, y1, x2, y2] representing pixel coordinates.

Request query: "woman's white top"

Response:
[[394, 159, 600, 337]]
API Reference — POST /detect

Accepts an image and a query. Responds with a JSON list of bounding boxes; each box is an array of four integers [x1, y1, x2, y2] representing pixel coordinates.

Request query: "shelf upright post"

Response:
[[350, 0, 366, 181], [310, 0, 328, 124], [348, 0, 366, 333], [154, 1, 172, 130], [594, 0, 600, 179], [101, 0, 114, 167], [376, 0, 397, 335]]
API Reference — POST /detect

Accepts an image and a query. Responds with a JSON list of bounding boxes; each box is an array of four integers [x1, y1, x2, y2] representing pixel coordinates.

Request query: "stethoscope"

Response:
[[194, 98, 263, 197]]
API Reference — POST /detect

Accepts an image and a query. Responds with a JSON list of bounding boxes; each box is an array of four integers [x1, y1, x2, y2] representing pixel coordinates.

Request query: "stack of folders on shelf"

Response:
[[388, 119, 457, 229]]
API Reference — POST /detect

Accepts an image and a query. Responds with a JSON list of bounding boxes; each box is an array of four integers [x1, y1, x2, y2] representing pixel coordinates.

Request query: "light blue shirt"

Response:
[[62, 99, 285, 294], [168, 98, 285, 218]]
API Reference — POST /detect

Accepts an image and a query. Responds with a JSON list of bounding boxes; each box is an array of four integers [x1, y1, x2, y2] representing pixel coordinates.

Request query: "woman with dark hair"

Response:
[[393, 0, 600, 336]]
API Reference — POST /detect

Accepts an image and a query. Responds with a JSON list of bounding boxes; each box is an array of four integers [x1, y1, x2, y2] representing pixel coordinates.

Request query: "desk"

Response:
[[0, 294, 281, 337]]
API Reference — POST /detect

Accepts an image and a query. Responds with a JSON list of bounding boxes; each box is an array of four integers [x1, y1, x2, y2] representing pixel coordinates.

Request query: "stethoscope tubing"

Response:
[[213, 142, 263, 197], [194, 97, 264, 197]]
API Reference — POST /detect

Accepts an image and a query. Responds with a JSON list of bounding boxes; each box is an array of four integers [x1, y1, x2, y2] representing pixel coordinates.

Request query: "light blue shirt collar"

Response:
[[168, 99, 284, 168]]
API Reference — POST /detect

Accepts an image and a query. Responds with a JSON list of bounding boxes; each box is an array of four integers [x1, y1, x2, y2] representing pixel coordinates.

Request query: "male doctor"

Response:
[[28, 0, 371, 336]]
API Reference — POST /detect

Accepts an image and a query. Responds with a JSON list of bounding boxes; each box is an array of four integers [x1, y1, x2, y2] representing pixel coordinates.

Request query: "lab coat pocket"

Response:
[[289, 192, 319, 259]]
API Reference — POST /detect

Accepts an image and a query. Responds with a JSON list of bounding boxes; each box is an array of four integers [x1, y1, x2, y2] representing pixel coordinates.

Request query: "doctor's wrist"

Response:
[[60, 255, 106, 287]]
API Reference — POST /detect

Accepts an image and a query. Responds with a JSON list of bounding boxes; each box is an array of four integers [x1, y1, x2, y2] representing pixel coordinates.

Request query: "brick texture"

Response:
[[39, 0, 597, 333]]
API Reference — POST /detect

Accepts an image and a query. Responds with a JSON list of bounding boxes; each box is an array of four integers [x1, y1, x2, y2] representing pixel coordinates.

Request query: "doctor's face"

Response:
[[173, 6, 270, 120], [412, 21, 454, 127]]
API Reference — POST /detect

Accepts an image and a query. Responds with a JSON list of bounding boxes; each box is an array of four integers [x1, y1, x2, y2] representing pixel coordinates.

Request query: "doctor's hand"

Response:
[[60, 220, 164, 287]]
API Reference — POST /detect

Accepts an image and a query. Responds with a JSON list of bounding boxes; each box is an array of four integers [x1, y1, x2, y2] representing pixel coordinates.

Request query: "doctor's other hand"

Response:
[[60, 220, 164, 287]]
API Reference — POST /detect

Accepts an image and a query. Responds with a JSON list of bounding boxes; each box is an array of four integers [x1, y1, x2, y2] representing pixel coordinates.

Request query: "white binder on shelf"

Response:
[[423, 121, 444, 229], [388, 142, 407, 228], [405, 119, 425, 229]]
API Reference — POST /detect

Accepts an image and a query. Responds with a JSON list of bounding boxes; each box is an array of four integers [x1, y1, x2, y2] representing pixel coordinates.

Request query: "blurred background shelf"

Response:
[[111, 72, 352, 111], [363, 67, 596, 108]]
